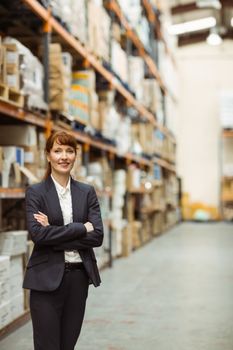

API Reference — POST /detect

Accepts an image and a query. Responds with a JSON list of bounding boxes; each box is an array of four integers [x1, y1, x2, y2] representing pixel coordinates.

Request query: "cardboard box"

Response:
[[0, 279, 10, 306], [0, 301, 12, 329], [0, 125, 37, 146], [11, 293, 24, 321], [0, 256, 10, 282], [0, 231, 28, 256]]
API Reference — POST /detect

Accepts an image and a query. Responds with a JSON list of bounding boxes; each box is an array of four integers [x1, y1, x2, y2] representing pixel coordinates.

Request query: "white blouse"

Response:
[[51, 175, 82, 263]]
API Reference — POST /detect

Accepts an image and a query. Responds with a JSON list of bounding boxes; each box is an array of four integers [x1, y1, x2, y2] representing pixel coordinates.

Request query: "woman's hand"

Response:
[[33, 211, 50, 227], [84, 222, 94, 232]]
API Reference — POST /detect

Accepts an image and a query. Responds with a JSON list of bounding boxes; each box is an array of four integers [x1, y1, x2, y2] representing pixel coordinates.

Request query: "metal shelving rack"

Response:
[[0, 0, 178, 338]]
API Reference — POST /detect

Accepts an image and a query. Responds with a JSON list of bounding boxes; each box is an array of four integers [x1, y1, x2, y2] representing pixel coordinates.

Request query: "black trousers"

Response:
[[30, 268, 89, 350]]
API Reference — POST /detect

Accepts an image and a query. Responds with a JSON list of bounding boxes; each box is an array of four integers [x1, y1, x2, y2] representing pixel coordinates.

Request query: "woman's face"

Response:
[[47, 141, 76, 176]]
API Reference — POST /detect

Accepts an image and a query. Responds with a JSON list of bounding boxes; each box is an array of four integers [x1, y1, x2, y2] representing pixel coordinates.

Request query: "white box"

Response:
[[0, 256, 10, 282], [0, 231, 28, 256], [10, 254, 24, 276], [0, 301, 12, 329], [0, 279, 10, 305], [10, 293, 24, 321]]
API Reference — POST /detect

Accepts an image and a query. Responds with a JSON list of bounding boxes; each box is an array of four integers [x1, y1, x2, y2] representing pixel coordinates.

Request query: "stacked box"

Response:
[[0, 146, 24, 188], [111, 170, 127, 254], [0, 301, 11, 330], [133, 123, 154, 156], [0, 255, 10, 328], [0, 125, 40, 182], [128, 56, 144, 100], [118, 0, 142, 28], [9, 255, 25, 320], [0, 256, 10, 307], [154, 130, 164, 156], [115, 117, 132, 155], [69, 0, 87, 43], [87, 1, 111, 61], [122, 224, 132, 257], [4, 37, 47, 110], [127, 165, 141, 191], [131, 221, 142, 249], [3, 40, 20, 90], [88, 162, 104, 190], [69, 70, 98, 125], [0, 36, 7, 84], [152, 212, 165, 236], [111, 40, 128, 83], [49, 43, 64, 110], [142, 79, 160, 113], [0, 232, 27, 326], [135, 16, 150, 52], [51, 0, 88, 44], [0, 231, 28, 256], [61, 52, 72, 113]]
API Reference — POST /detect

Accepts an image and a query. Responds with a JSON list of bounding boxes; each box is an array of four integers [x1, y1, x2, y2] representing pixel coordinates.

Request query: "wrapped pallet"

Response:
[[3, 37, 47, 110]]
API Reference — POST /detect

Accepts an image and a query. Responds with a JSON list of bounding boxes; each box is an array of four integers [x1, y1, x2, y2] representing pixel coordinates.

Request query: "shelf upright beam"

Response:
[[42, 1, 51, 105]]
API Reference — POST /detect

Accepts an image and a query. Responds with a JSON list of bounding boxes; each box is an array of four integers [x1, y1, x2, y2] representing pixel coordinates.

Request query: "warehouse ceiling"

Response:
[[169, 0, 233, 46]]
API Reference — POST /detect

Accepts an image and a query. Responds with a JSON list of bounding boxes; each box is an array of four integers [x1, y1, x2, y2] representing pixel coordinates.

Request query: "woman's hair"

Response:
[[44, 131, 78, 179]]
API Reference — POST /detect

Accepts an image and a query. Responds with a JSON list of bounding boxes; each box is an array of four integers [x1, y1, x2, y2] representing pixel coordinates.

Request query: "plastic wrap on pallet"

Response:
[[87, 1, 111, 61], [117, 0, 142, 28], [111, 40, 128, 83], [128, 56, 144, 101], [135, 16, 150, 53], [3, 37, 47, 110]]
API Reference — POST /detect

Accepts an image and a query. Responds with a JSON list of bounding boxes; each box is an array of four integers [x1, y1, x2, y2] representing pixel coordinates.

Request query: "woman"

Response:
[[23, 130, 104, 350]]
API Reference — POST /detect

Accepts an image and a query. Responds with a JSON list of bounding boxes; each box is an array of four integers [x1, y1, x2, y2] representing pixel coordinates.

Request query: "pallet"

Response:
[[0, 83, 24, 108]]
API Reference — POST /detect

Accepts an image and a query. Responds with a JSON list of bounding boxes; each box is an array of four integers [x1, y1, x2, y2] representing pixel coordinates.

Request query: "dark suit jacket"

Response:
[[23, 175, 104, 291]]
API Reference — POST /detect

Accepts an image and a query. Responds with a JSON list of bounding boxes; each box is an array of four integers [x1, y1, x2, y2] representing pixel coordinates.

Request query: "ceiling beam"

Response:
[[171, 0, 233, 15], [178, 30, 209, 46], [178, 27, 233, 46]]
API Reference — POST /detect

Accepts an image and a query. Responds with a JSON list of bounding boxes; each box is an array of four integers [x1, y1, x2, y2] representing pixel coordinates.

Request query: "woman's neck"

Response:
[[51, 172, 70, 188]]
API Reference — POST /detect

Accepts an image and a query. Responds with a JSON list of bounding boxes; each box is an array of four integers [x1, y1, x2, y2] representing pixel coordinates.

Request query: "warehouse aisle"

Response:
[[1, 222, 233, 350]]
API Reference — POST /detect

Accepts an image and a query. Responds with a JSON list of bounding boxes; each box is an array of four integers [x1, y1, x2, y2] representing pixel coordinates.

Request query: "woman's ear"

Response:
[[46, 153, 50, 163]]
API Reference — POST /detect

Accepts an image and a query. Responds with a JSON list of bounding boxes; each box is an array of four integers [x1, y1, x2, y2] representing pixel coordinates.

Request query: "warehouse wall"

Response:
[[175, 40, 233, 207]]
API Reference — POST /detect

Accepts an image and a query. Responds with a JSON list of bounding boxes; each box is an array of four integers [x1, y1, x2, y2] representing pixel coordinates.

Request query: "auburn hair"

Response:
[[44, 131, 78, 179]]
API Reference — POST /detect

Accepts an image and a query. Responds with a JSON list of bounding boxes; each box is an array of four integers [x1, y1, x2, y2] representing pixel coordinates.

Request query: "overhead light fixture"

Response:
[[206, 28, 222, 45], [168, 16, 216, 35], [196, 0, 222, 10]]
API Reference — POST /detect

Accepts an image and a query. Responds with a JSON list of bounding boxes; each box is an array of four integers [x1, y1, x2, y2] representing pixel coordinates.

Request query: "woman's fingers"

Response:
[[33, 213, 49, 226]]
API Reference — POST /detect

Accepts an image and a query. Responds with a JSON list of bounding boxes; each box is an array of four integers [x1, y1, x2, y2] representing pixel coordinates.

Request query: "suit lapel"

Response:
[[70, 178, 86, 223], [44, 176, 64, 226]]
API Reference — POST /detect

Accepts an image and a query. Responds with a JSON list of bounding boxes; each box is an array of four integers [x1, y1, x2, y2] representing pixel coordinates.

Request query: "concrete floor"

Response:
[[1, 222, 233, 350]]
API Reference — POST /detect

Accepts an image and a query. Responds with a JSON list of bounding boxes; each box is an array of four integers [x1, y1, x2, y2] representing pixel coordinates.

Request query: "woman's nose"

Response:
[[61, 152, 68, 159]]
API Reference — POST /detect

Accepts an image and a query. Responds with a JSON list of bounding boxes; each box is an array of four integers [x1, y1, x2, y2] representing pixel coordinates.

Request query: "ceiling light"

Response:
[[206, 31, 222, 45], [168, 17, 216, 35]]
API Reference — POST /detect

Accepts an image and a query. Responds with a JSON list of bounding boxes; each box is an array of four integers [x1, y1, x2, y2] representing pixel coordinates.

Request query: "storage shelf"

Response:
[[142, 0, 176, 68], [222, 194, 233, 202], [154, 156, 176, 172], [141, 205, 165, 214], [0, 97, 176, 171], [106, 0, 165, 91], [0, 188, 26, 198], [0, 100, 46, 128], [21, 0, 175, 142], [222, 129, 233, 138]]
